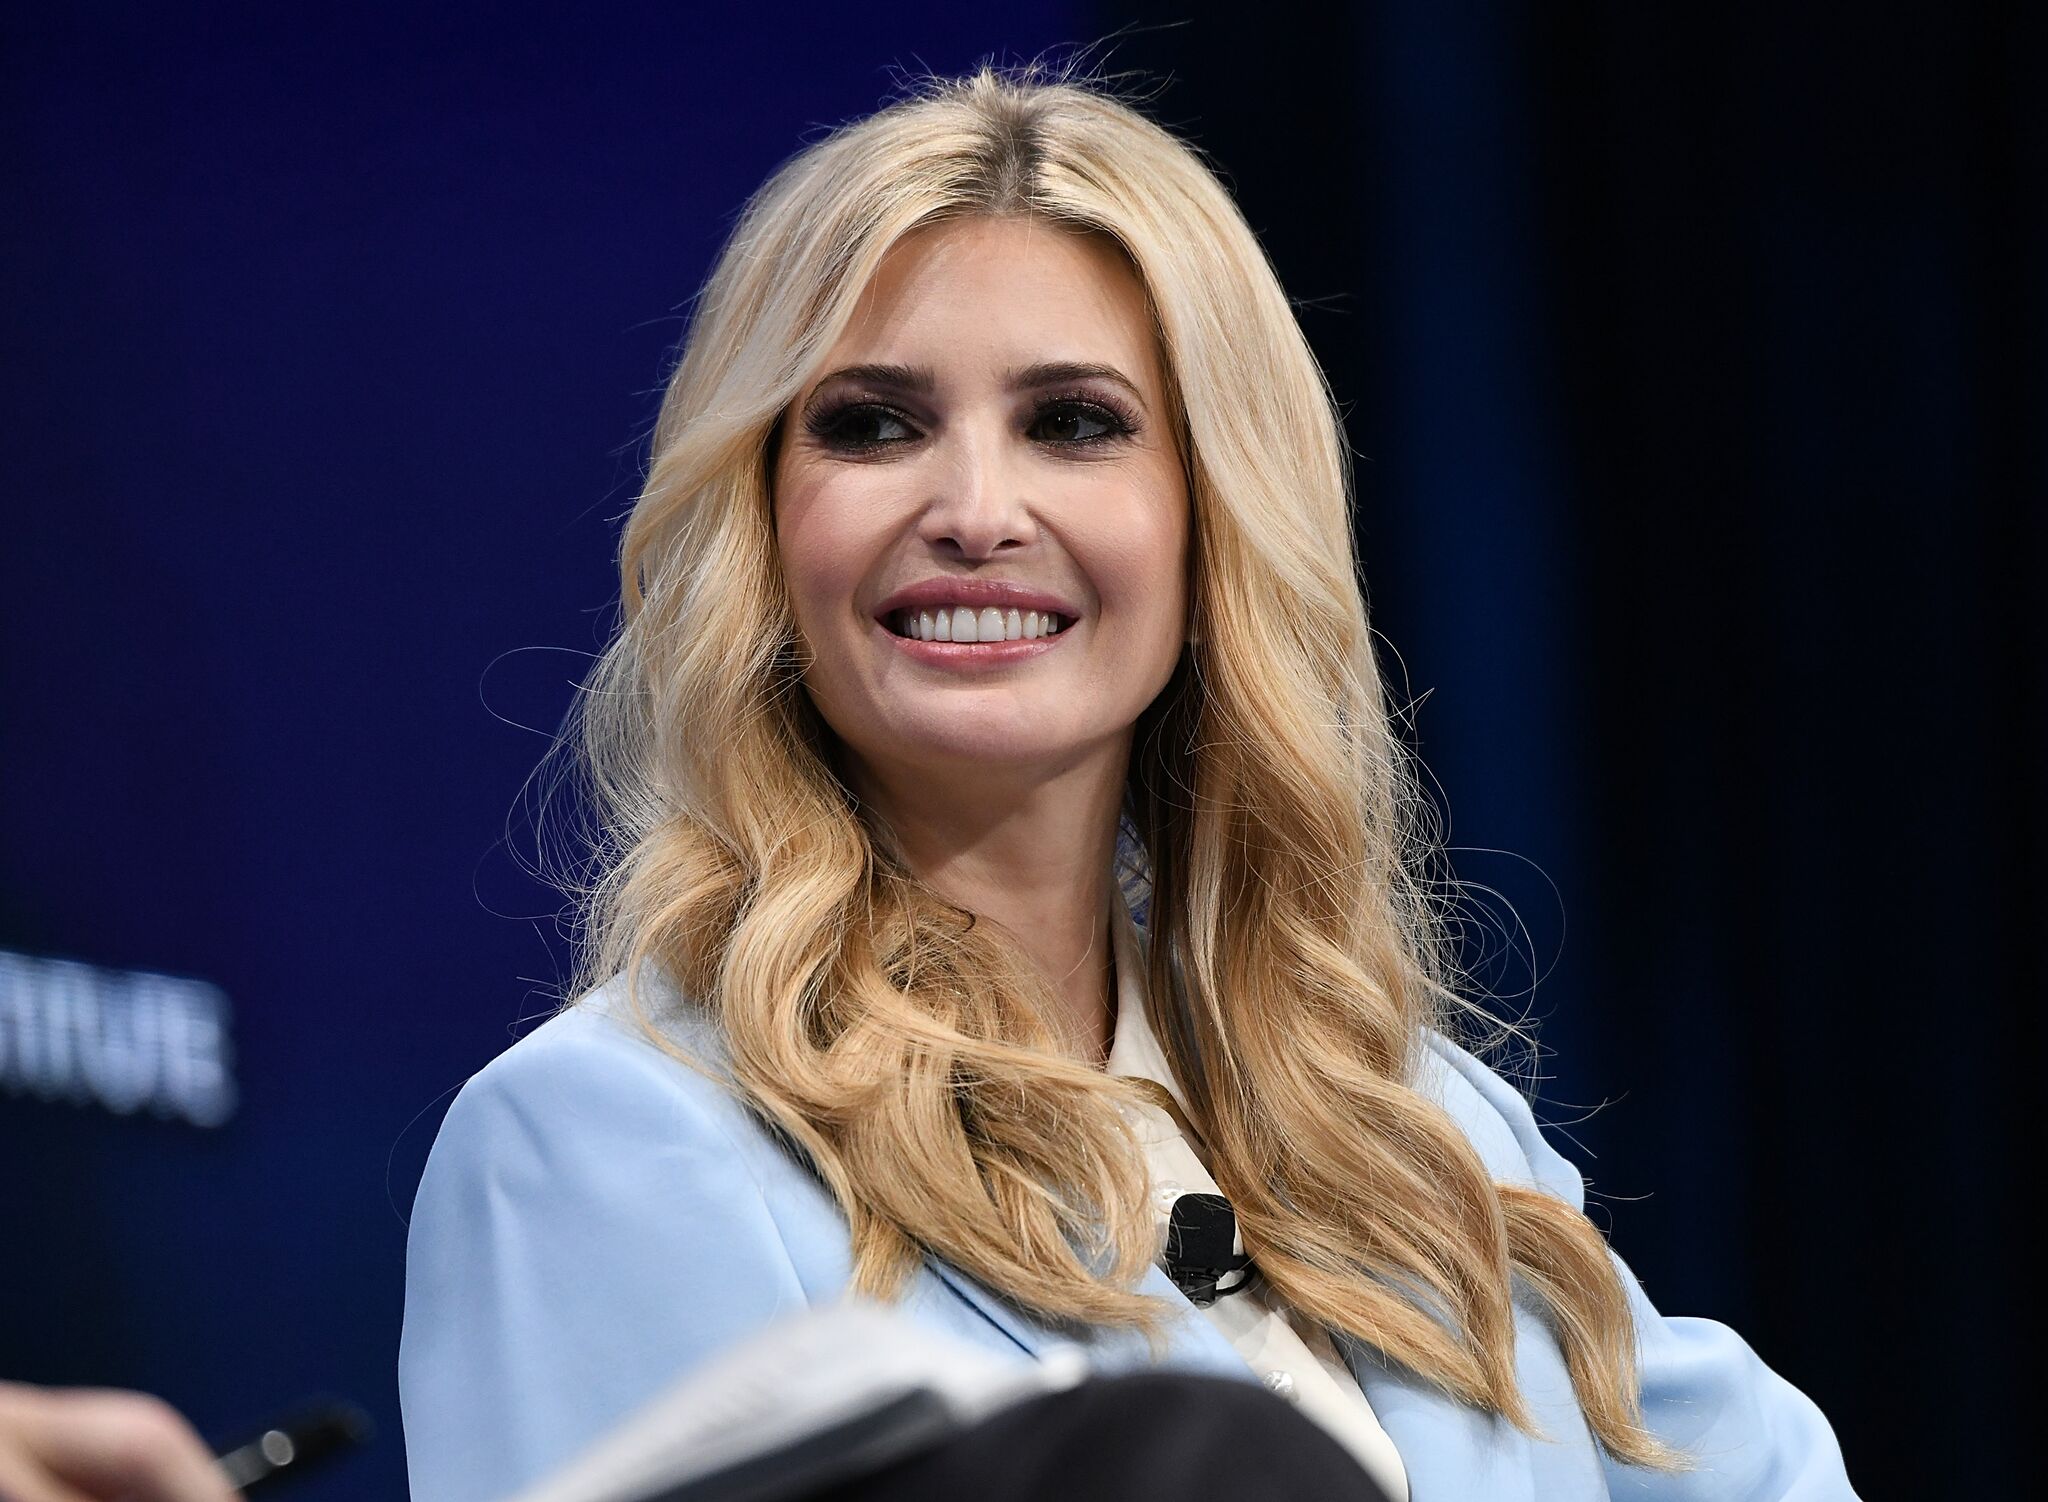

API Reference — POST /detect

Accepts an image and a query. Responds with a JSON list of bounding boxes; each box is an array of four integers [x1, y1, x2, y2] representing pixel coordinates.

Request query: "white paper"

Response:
[[506, 1301, 1090, 1502]]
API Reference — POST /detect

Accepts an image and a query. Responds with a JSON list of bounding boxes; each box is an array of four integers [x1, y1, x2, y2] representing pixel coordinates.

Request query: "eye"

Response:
[[1028, 396, 1138, 446], [807, 400, 918, 451]]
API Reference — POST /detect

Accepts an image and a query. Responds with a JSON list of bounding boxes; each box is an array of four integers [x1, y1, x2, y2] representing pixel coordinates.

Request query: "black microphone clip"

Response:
[[1161, 1191, 1256, 1308]]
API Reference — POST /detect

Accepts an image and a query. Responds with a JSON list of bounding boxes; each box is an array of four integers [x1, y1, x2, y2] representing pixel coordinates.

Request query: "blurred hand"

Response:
[[0, 1383, 238, 1502]]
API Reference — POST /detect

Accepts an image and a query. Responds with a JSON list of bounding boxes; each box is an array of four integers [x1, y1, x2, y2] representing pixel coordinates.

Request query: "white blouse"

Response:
[[1104, 889, 1411, 1502]]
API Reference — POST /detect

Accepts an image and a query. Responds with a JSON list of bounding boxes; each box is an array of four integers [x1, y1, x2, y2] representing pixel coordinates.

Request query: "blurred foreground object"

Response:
[[509, 1300, 1087, 1502], [502, 1300, 1389, 1502], [0, 1381, 240, 1502], [215, 1400, 372, 1494]]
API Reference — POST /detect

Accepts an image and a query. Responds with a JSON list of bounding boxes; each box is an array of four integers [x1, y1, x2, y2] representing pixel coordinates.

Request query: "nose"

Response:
[[915, 422, 1036, 560]]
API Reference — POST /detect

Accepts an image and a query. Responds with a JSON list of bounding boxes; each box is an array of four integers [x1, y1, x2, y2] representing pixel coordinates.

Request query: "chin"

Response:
[[902, 729, 1062, 766], [855, 713, 1064, 764]]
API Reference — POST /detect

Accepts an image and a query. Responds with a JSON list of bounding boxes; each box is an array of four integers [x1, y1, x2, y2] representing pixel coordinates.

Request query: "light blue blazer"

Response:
[[399, 969, 1858, 1502]]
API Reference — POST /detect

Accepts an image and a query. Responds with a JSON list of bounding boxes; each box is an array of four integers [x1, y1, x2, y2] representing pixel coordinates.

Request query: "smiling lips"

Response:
[[872, 573, 1081, 643], [887, 605, 1071, 643]]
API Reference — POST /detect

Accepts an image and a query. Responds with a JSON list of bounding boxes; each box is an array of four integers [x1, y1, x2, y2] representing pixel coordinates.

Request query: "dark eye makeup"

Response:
[[801, 389, 1144, 455], [804, 400, 917, 451]]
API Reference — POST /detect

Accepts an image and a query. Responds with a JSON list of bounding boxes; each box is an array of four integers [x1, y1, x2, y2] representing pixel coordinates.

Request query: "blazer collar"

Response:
[[923, 1257, 1048, 1358], [926, 1250, 1254, 1378]]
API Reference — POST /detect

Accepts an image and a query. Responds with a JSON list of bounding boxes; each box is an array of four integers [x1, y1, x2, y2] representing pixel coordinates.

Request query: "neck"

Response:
[[842, 740, 1127, 1065]]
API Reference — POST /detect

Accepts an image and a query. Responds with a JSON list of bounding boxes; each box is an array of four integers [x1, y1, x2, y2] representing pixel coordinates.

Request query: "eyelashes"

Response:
[[802, 390, 1144, 455]]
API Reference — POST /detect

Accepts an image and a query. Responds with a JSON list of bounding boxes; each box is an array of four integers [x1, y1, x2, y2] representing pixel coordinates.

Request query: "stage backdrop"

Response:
[[6, 5, 2036, 1498], [0, 9, 1086, 1501]]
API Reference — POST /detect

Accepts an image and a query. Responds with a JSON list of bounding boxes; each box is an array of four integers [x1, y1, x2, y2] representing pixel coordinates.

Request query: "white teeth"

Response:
[[894, 607, 1069, 642]]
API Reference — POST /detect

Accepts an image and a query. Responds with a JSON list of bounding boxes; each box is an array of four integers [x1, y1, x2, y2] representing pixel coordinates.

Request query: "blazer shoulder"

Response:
[[414, 968, 795, 1236], [449, 970, 740, 1127], [1414, 1025, 1587, 1210], [401, 974, 821, 1502]]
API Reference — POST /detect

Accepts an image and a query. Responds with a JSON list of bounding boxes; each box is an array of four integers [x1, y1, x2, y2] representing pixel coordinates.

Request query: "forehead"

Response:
[[817, 216, 1162, 385]]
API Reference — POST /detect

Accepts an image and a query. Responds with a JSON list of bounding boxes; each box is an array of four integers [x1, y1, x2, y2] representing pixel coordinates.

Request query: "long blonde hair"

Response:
[[564, 59, 1677, 1469]]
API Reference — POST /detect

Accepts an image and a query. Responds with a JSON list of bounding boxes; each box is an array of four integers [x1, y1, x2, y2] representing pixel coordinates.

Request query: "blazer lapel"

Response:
[[924, 1253, 1257, 1382], [923, 1256, 1048, 1358]]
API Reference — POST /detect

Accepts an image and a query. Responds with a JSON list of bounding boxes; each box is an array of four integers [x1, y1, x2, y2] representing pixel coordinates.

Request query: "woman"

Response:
[[400, 65, 1858, 1502]]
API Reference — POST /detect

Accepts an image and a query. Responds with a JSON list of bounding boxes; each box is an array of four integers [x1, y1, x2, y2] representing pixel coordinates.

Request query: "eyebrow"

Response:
[[810, 363, 936, 395], [807, 360, 1148, 406], [1011, 361, 1146, 401]]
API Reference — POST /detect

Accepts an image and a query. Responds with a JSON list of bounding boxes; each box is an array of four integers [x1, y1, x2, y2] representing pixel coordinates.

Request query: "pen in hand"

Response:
[[215, 1401, 373, 1495]]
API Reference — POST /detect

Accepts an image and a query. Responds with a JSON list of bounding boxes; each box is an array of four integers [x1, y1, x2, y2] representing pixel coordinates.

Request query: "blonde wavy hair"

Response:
[[563, 59, 1678, 1470]]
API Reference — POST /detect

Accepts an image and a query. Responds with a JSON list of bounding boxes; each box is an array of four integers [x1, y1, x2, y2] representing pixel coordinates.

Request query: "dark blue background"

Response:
[[5, 5, 2036, 1497]]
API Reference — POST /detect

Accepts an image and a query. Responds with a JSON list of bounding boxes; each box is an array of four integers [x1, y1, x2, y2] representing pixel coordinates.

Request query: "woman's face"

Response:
[[772, 216, 1189, 803]]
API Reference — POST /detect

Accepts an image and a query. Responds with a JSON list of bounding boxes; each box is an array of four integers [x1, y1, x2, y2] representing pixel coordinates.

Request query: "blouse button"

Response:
[[1261, 1369, 1298, 1402], [1152, 1180, 1183, 1212]]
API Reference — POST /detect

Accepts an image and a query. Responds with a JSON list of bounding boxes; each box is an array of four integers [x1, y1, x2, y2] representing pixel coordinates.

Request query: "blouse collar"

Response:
[[1104, 883, 1195, 1118]]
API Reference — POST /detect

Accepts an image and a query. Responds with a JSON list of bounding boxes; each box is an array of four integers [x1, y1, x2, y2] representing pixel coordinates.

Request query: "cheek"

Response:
[[1092, 491, 1190, 630], [773, 477, 865, 631]]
